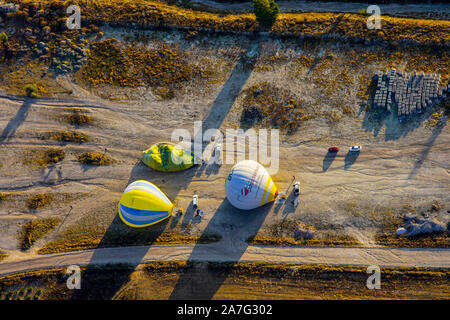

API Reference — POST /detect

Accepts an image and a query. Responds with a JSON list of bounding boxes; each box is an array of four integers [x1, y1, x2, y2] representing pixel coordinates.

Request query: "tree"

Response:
[[253, 0, 279, 27], [25, 84, 39, 98]]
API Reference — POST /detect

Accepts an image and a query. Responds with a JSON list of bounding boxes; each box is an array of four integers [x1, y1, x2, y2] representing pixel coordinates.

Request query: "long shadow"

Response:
[[306, 13, 346, 76], [344, 151, 360, 170], [322, 152, 337, 171], [408, 118, 447, 179], [72, 160, 197, 300], [194, 44, 258, 177], [169, 200, 272, 300], [74, 42, 259, 299], [0, 99, 32, 143]]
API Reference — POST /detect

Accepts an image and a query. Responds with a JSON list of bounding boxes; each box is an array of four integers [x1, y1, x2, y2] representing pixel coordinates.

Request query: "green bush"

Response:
[[25, 84, 39, 98], [253, 0, 279, 27], [0, 32, 8, 44]]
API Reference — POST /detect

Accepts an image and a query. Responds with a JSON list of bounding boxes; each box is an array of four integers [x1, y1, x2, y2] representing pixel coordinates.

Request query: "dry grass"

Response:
[[10, 0, 450, 45], [425, 111, 445, 129], [38, 232, 221, 254], [23, 148, 65, 167], [19, 217, 61, 250], [375, 233, 449, 248], [241, 81, 312, 133], [1, 262, 448, 300], [0, 252, 7, 262], [247, 234, 360, 247], [26, 193, 53, 210], [77, 39, 192, 91], [0, 59, 67, 97], [62, 110, 92, 126], [41, 131, 89, 143], [77, 152, 114, 165]]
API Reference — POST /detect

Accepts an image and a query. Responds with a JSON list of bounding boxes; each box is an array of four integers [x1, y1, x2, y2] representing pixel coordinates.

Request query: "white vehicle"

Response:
[[293, 181, 300, 196], [349, 145, 362, 152], [192, 195, 198, 208], [214, 144, 222, 165]]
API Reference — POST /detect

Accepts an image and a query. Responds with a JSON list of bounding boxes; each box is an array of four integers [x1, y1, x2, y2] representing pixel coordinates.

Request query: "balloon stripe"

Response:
[[263, 178, 273, 205]]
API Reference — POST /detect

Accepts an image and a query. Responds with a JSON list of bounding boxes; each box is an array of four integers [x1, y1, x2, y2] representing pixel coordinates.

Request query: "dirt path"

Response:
[[1, 243, 449, 276], [192, 0, 450, 19]]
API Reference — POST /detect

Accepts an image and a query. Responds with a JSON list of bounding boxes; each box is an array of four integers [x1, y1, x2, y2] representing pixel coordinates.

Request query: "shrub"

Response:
[[33, 149, 65, 167], [253, 0, 279, 27], [79, 39, 192, 89], [0, 32, 8, 44], [0, 251, 7, 262], [27, 193, 53, 210], [42, 131, 89, 143], [24, 84, 39, 98], [241, 82, 311, 133], [64, 111, 92, 126], [77, 152, 114, 166], [19, 217, 61, 250]]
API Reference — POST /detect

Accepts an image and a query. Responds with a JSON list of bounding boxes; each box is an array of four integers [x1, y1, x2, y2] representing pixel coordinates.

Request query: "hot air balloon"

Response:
[[142, 142, 194, 172], [225, 160, 278, 210], [118, 180, 174, 227]]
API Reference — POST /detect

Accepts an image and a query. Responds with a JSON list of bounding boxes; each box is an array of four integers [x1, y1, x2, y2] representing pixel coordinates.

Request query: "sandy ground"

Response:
[[191, 0, 450, 19], [0, 28, 448, 273], [0, 88, 448, 257]]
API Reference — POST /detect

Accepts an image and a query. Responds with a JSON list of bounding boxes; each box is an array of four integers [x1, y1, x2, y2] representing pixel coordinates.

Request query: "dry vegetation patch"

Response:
[[23, 148, 65, 167], [0, 60, 58, 97], [241, 81, 312, 133], [41, 130, 89, 143], [375, 233, 449, 248], [1, 262, 448, 300], [38, 231, 220, 254], [62, 111, 92, 126], [10, 0, 450, 46], [0, 251, 7, 262], [19, 217, 61, 250], [26, 193, 53, 210], [77, 39, 192, 92], [77, 152, 114, 166], [247, 234, 360, 247]]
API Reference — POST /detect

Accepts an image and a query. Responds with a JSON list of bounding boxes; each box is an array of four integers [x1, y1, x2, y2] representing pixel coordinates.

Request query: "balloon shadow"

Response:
[[71, 161, 198, 299], [168, 200, 273, 300]]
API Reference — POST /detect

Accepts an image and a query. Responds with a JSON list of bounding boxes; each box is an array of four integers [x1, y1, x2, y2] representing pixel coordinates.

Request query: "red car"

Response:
[[328, 146, 339, 153]]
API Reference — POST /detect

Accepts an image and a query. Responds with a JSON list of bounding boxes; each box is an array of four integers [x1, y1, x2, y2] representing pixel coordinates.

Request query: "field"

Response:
[[0, 0, 449, 299], [0, 262, 448, 300]]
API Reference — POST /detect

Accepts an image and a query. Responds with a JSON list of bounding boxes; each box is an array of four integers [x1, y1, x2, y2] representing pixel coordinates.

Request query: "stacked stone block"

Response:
[[372, 70, 447, 122]]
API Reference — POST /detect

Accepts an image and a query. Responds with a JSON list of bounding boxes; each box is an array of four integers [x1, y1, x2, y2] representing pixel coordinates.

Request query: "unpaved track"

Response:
[[192, 0, 450, 18], [0, 243, 449, 276]]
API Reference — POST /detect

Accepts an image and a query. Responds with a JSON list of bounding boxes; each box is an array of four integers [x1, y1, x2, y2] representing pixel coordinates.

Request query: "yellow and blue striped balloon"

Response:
[[118, 180, 173, 228]]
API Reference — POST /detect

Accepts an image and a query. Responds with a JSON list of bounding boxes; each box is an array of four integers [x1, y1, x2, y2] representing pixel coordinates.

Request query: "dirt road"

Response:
[[192, 0, 450, 19], [1, 242, 449, 276]]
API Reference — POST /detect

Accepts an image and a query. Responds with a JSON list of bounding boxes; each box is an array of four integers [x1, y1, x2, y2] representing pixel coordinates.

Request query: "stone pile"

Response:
[[373, 70, 448, 122]]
